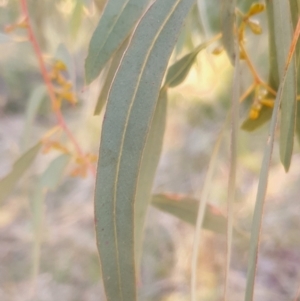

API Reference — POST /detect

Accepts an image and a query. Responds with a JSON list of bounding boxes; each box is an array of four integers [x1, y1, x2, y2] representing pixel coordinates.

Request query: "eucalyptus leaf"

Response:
[[244, 18, 297, 301], [85, 0, 150, 84], [241, 106, 273, 131], [273, 0, 297, 172], [151, 194, 227, 234], [22, 85, 47, 150], [164, 37, 218, 88], [135, 89, 167, 268], [94, 0, 195, 299], [94, 38, 130, 115], [0, 143, 41, 202]]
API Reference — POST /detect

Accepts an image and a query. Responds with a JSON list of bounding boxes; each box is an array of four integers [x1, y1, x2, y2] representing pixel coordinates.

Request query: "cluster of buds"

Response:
[[71, 153, 98, 178], [42, 137, 97, 178], [49, 60, 76, 110], [249, 87, 274, 119], [212, 3, 265, 57], [238, 3, 265, 43]]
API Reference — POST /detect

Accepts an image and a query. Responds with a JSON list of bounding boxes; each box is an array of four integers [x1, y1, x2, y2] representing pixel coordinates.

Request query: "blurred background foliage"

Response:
[[0, 0, 300, 300]]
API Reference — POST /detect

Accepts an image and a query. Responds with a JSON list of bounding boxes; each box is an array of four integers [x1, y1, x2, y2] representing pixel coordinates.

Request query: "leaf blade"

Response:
[[151, 194, 227, 234], [164, 35, 220, 88], [134, 89, 167, 267], [94, 0, 195, 300], [94, 38, 130, 115], [273, 0, 297, 171], [85, 0, 150, 84]]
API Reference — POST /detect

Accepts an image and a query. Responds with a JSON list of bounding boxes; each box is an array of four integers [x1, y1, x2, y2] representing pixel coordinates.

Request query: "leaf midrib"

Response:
[[111, 0, 182, 299], [89, 0, 130, 77]]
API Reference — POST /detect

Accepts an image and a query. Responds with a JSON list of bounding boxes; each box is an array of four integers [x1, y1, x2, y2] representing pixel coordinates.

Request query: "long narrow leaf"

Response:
[[85, 0, 150, 84], [0, 143, 41, 202], [30, 154, 70, 289], [244, 17, 300, 301], [274, 0, 296, 171], [224, 40, 240, 301], [94, 0, 195, 300], [191, 116, 228, 301], [151, 194, 228, 234], [94, 38, 130, 115], [135, 89, 167, 269]]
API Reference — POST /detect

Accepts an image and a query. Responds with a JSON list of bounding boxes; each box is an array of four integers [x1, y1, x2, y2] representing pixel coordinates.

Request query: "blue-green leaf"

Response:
[[164, 36, 219, 88], [151, 194, 227, 234], [274, 0, 296, 172], [85, 0, 150, 84], [94, 38, 130, 115], [135, 89, 167, 268], [94, 0, 195, 300]]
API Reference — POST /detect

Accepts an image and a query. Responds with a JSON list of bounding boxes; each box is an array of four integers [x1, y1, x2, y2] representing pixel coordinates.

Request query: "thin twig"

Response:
[[19, 0, 96, 176]]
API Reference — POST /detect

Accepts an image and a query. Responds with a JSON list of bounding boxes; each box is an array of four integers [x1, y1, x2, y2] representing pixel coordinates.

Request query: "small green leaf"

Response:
[[221, 0, 236, 64], [85, 0, 150, 84], [135, 89, 167, 268], [22, 85, 47, 150], [0, 143, 42, 202], [152, 194, 227, 234], [94, 0, 195, 299], [164, 37, 219, 88], [94, 38, 130, 115], [241, 106, 273, 131], [40, 154, 70, 189]]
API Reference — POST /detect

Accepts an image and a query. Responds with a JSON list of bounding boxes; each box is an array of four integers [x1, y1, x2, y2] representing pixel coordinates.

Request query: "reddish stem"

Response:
[[20, 0, 96, 176]]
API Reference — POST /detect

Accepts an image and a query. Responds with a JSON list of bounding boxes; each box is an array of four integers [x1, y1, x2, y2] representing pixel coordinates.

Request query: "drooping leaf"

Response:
[[273, 0, 297, 172], [22, 85, 47, 150], [85, 0, 150, 84], [0, 143, 42, 202], [94, 38, 130, 115], [151, 194, 227, 234], [164, 36, 220, 88], [296, 105, 300, 144], [221, 0, 236, 64], [30, 154, 70, 281], [224, 40, 240, 301], [94, 0, 195, 300], [135, 89, 167, 268], [191, 114, 228, 301], [266, 0, 280, 91], [289, 0, 300, 149], [244, 16, 300, 301]]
